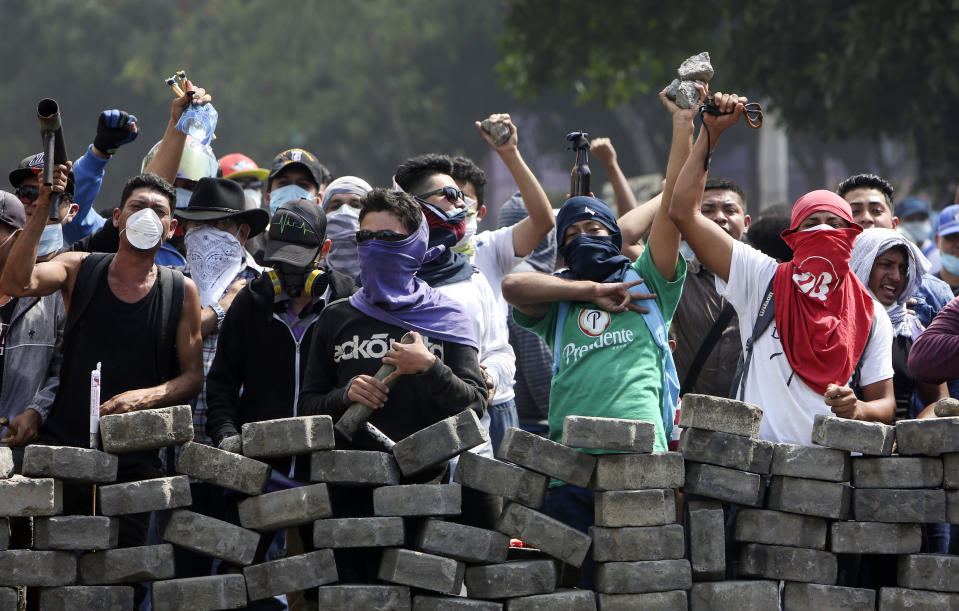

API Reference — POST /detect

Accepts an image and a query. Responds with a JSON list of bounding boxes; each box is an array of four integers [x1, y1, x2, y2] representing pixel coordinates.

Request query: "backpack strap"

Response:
[[732, 276, 776, 400], [154, 266, 186, 382], [551, 300, 572, 375], [681, 302, 736, 395], [63, 253, 114, 340]]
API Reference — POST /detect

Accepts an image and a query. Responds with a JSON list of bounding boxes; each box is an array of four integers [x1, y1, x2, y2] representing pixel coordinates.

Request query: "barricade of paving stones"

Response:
[[3, 398, 959, 609]]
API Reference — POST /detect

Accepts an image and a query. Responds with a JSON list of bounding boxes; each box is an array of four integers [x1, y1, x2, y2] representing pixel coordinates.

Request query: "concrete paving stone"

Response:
[[97, 475, 192, 516], [948, 490, 959, 524], [497, 427, 595, 488], [596, 591, 686, 611], [594, 489, 676, 527], [686, 500, 724, 580], [853, 488, 945, 523], [811, 414, 894, 455], [453, 451, 548, 509], [100, 405, 193, 453], [175, 441, 270, 495], [34, 516, 117, 551], [414, 596, 502, 610], [163, 509, 260, 565], [316, 584, 411, 610], [79, 544, 175, 584], [594, 559, 691, 594], [313, 517, 405, 549], [590, 452, 683, 491], [943, 453, 959, 489], [689, 581, 780, 611], [374, 484, 462, 517], [0, 448, 10, 479], [678, 51, 714, 81], [678, 428, 773, 474], [22, 445, 118, 483], [0, 587, 13, 610], [830, 521, 922, 554], [878, 587, 959, 610], [852, 456, 943, 488], [378, 548, 465, 596], [394, 410, 488, 477], [782, 582, 874, 610], [562, 416, 655, 453], [734, 508, 827, 550], [0, 550, 75, 586], [244, 548, 338, 601], [678, 394, 763, 437], [310, 450, 400, 486], [237, 483, 332, 530], [240, 415, 334, 458], [898, 554, 959, 593], [415, 519, 510, 564], [496, 502, 591, 568], [740, 543, 837, 585], [683, 462, 764, 506], [934, 398, 959, 417], [38, 586, 133, 611], [465, 560, 557, 600], [0, 475, 61, 517], [896, 418, 959, 456], [770, 443, 850, 482], [506, 589, 596, 610], [766, 475, 852, 519], [590, 524, 684, 562], [152, 574, 247, 611], [0, 519, 7, 550]]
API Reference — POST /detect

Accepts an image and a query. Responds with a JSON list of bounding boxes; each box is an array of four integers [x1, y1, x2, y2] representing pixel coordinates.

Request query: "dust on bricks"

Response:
[[596, 591, 688, 611], [316, 585, 411, 610], [594, 489, 676, 527], [38, 586, 134, 611], [683, 462, 764, 506], [393, 410, 487, 477], [0, 550, 76, 586], [495, 502, 591, 567], [685, 500, 724, 580], [895, 417, 959, 456], [79, 544, 175, 584], [830, 521, 921, 554], [310, 450, 400, 486], [374, 484, 461, 517], [505, 589, 596, 610], [943, 453, 959, 489], [162, 509, 260, 565], [497, 427, 595, 488], [464, 560, 556, 600], [313, 517, 405, 549], [240, 415, 334, 458], [377, 548, 465, 595], [237, 483, 332, 530], [853, 488, 945, 523], [22, 445, 118, 483], [677, 428, 773, 473], [243, 548, 338, 601], [561, 415, 655, 452], [690, 581, 779, 611], [811, 414, 894, 455], [175, 441, 270, 496], [677, 394, 762, 438], [590, 452, 683, 491], [770, 443, 850, 482], [878, 587, 959, 610], [97, 475, 192, 516], [734, 509, 827, 550], [782, 583, 874, 611], [740, 543, 837, 585], [413, 596, 503, 610], [897, 554, 959, 593], [415, 519, 510, 564], [594, 559, 692, 594], [0, 447, 11, 478], [589, 524, 684, 562], [99, 405, 193, 452], [152, 574, 247, 611], [766, 475, 852, 519], [0, 475, 61, 516], [852, 456, 943, 488], [34, 516, 118, 550], [453, 451, 548, 509]]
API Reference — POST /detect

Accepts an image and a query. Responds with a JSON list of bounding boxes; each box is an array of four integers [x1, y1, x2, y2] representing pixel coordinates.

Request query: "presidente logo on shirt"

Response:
[[578, 309, 610, 337], [562, 308, 635, 367]]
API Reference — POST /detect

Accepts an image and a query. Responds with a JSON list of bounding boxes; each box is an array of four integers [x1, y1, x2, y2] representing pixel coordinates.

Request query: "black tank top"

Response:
[[42, 260, 169, 471]]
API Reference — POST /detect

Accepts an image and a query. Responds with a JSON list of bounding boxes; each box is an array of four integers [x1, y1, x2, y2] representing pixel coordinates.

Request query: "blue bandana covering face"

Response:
[[556, 196, 631, 283]]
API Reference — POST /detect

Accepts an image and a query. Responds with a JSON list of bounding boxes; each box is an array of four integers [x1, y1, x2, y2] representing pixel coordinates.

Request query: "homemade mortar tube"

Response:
[[335, 332, 415, 441]]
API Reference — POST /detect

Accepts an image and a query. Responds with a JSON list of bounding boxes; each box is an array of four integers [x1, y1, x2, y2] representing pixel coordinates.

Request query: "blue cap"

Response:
[[895, 197, 931, 221], [938, 204, 959, 237]]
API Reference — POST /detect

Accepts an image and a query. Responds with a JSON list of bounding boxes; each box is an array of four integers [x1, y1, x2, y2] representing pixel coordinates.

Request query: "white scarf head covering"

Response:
[[320, 176, 373, 211]]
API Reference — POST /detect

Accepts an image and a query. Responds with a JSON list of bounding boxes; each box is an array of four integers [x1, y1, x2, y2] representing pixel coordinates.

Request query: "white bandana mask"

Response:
[[122, 208, 164, 250], [184, 225, 245, 308]]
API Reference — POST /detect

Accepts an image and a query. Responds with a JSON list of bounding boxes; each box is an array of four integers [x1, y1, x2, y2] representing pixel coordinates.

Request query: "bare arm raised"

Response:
[[143, 78, 212, 184], [591, 137, 638, 215], [502, 271, 656, 320]]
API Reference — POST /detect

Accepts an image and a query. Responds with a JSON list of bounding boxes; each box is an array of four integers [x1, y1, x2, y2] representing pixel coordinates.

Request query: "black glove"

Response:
[[93, 109, 138, 155]]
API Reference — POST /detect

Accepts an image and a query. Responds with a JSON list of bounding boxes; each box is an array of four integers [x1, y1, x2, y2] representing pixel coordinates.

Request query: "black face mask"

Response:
[[275, 262, 328, 299]]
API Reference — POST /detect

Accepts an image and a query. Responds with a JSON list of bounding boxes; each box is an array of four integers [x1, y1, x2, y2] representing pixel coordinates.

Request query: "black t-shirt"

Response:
[[0, 298, 18, 394]]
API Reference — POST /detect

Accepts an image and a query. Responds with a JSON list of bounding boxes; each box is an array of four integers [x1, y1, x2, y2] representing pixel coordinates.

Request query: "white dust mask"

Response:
[[122, 208, 164, 250]]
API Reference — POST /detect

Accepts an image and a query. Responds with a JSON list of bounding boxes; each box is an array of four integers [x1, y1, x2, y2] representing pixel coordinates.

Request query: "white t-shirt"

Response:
[[716, 241, 894, 446]]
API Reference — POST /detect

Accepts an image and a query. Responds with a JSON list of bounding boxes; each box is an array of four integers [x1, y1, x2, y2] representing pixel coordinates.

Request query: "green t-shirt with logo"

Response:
[[513, 247, 686, 463]]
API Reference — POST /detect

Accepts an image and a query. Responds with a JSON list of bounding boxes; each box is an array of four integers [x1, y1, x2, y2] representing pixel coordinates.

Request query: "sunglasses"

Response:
[[356, 229, 409, 242], [416, 186, 466, 205], [15, 185, 39, 203]]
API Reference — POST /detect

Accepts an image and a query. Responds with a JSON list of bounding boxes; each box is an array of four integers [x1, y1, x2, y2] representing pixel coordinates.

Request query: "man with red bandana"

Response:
[[669, 93, 894, 445]]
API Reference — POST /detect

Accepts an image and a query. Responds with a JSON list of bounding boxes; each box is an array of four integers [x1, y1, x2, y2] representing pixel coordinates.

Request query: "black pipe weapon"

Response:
[[37, 99, 67, 221]]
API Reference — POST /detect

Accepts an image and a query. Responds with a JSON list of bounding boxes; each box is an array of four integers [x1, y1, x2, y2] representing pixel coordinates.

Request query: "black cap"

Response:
[[9, 153, 76, 198], [0, 191, 26, 230], [267, 148, 330, 192], [174, 177, 270, 237], [263, 198, 327, 267]]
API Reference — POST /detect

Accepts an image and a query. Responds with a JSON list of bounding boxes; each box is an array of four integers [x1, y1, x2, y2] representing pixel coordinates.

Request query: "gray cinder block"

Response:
[[898, 554, 959, 593], [374, 484, 461, 517], [377, 548, 465, 596], [176, 441, 270, 496], [497, 427, 595, 488], [316, 585, 411, 610], [38, 586, 134, 611], [415, 519, 510, 564], [683, 462, 764, 507], [596, 591, 687, 611], [79, 544, 175, 584], [393, 410, 487, 477], [241, 415, 334, 458], [678, 394, 762, 438], [505, 589, 596, 610], [594, 489, 676, 527], [22, 445, 118, 483], [0, 550, 76, 586], [830, 521, 922, 554], [766, 475, 852, 519], [34, 516, 117, 551], [152, 574, 247, 611], [465, 560, 556, 600], [162, 509, 260, 565], [100, 405, 193, 453], [740, 543, 837, 585], [414, 596, 502, 610], [689, 581, 779, 611], [453, 451, 548, 509], [811, 414, 894, 456], [878, 587, 959, 610], [237, 483, 332, 530], [895, 418, 959, 456], [97, 475, 192, 516], [852, 456, 943, 489], [313, 517, 405, 549], [310, 450, 400, 486], [678, 428, 773, 474], [590, 524, 684, 562], [243, 549, 338, 601], [0, 475, 61, 516], [495, 502, 592, 568], [686, 500, 724, 580], [590, 452, 683, 491], [734, 509, 827, 550], [853, 488, 945, 523], [562, 415, 655, 453], [782, 583, 874, 611], [770, 443, 850, 482], [594, 560, 692, 594]]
